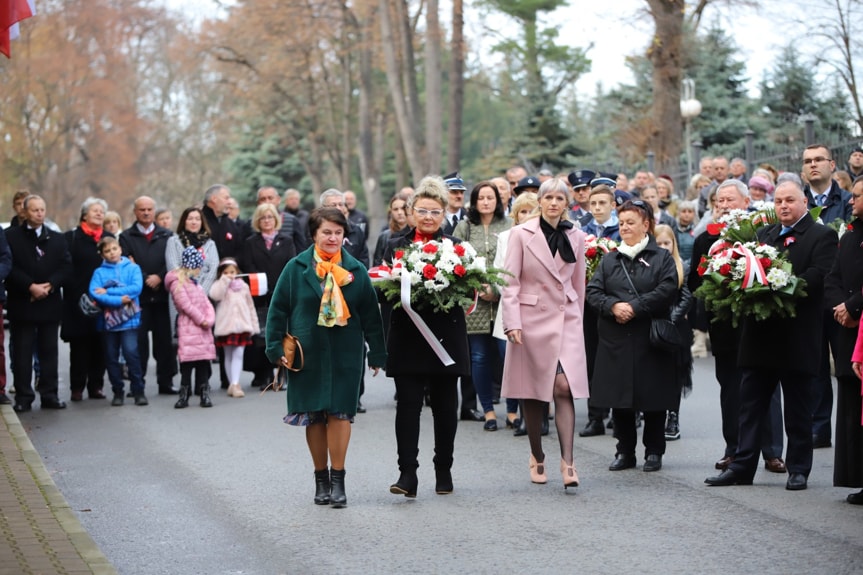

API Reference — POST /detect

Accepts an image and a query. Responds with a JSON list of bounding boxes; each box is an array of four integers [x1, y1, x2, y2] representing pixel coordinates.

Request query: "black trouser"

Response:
[[180, 360, 212, 392], [613, 408, 665, 457], [138, 302, 176, 390], [583, 305, 608, 422], [11, 320, 59, 405], [811, 315, 838, 442], [730, 368, 813, 479], [715, 354, 783, 459], [394, 375, 458, 471], [834, 375, 863, 488], [459, 375, 477, 412], [68, 335, 105, 395]]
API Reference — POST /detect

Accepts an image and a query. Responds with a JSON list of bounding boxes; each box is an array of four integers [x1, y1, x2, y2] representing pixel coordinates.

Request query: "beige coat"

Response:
[[209, 275, 260, 337]]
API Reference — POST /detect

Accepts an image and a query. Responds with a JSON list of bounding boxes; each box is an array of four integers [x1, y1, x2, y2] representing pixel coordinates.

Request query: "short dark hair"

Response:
[[308, 207, 349, 239], [804, 143, 833, 160], [619, 200, 655, 235], [466, 181, 504, 225], [98, 236, 120, 254]]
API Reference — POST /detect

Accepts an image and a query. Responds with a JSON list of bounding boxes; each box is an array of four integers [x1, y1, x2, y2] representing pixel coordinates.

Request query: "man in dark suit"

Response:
[[801, 144, 853, 448], [120, 196, 176, 395], [6, 195, 72, 411], [706, 181, 838, 490], [567, 170, 595, 229]]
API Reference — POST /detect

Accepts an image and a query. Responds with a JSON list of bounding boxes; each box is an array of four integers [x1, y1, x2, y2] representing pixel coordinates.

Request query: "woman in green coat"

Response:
[[453, 181, 511, 430], [266, 207, 387, 508]]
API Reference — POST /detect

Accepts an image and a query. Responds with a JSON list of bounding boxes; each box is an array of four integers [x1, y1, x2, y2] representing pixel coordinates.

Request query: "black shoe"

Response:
[[609, 453, 637, 471], [786, 472, 807, 491], [664, 411, 680, 441], [41, 398, 67, 410], [158, 387, 179, 395], [705, 469, 753, 486], [513, 419, 527, 437], [134, 394, 149, 406], [483, 418, 498, 431], [460, 409, 484, 422], [847, 489, 863, 505], [812, 435, 832, 449], [329, 468, 347, 508], [111, 393, 124, 406], [13, 403, 32, 413], [0, 393, 11, 405], [578, 419, 605, 437], [314, 469, 331, 505], [356, 401, 367, 414], [643, 454, 663, 472], [200, 385, 213, 408], [435, 468, 453, 494], [389, 470, 418, 498], [174, 386, 190, 409]]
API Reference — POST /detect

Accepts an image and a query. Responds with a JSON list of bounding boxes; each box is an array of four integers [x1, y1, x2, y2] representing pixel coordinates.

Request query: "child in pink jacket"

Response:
[[209, 258, 260, 398], [165, 247, 216, 408]]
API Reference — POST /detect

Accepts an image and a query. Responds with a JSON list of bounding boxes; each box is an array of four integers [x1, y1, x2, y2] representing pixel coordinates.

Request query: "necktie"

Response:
[[596, 225, 604, 237], [451, 213, 459, 227], [780, 226, 793, 236], [816, 195, 825, 207]]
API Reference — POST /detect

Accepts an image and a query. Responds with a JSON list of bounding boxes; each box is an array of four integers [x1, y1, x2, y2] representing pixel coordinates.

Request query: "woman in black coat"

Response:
[[241, 203, 297, 388], [586, 200, 679, 473], [383, 176, 470, 498], [62, 198, 113, 401]]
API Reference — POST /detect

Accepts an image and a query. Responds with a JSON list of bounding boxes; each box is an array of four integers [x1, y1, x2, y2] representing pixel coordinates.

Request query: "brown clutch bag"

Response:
[[282, 333, 304, 372]]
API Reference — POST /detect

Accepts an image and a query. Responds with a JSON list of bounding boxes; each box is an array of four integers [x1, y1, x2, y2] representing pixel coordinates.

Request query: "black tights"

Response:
[[524, 374, 576, 465]]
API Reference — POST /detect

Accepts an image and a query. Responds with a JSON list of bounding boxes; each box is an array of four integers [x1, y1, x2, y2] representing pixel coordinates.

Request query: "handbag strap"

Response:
[[618, 258, 653, 320]]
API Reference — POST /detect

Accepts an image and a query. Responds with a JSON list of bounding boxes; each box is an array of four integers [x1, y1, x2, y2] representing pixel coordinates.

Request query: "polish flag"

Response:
[[1, 0, 34, 59]]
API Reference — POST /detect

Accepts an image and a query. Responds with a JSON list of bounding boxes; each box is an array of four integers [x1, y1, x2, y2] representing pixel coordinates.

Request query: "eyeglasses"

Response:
[[260, 215, 276, 220], [414, 208, 444, 218], [325, 202, 346, 208], [802, 157, 831, 165]]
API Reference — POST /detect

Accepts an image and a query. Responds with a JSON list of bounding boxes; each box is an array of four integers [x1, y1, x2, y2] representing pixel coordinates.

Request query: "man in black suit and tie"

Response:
[[706, 180, 838, 490], [441, 172, 467, 236]]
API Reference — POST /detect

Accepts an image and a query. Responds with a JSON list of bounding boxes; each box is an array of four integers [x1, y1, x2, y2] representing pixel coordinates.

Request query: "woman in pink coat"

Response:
[[165, 247, 216, 408], [502, 178, 589, 490]]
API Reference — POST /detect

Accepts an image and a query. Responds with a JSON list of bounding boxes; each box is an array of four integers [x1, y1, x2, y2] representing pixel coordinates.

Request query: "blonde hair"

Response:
[[408, 176, 449, 211], [510, 192, 539, 225], [654, 224, 683, 288], [251, 203, 282, 232], [104, 211, 122, 229]]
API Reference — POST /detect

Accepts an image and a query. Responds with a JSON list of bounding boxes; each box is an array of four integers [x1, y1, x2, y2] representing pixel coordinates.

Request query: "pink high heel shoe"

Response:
[[529, 454, 547, 484], [560, 458, 580, 489]]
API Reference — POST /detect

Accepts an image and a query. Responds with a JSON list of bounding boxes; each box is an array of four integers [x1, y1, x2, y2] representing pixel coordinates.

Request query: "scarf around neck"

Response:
[[313, 247, 353, 327], [539, 217, 576, 263], [617, 235, 649, 259], [79, 221, 103, 242], [179, 229, 210, 249]]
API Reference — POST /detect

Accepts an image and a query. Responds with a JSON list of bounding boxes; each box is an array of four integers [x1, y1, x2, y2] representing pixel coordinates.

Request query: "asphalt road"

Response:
[[17, 344, 863, 575]]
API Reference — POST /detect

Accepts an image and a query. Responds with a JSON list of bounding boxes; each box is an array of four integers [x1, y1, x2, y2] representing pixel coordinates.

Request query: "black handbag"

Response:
[[619, 259, 681, 353]]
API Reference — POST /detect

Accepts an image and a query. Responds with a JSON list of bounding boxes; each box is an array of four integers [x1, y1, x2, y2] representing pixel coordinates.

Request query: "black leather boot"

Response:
[[389, 468, 418, 498], [329, 468, 346, 508], [435, 467, 453, 494], [314, 469, 331, 505], [200, 383, 213, 408], [174, 385, 190, 409]]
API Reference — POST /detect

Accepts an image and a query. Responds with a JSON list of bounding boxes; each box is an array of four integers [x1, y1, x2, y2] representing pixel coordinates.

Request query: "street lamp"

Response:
[[680, 78, 702, 183]]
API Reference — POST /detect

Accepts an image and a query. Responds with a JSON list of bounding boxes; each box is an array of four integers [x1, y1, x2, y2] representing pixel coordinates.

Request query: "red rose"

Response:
[[422, 243, 438, 254], [759, 257, 771, 269], [453, 244, 466, 256], [453, 264, 466, 277], [697, 265, 707, 277], [422, 264, 437, 279], [847, 223, 854, 231], [719, 263, 732, 276], [586, 247, 597, 258], [706, 223, 726, 236], [394, 250, 405, 260]]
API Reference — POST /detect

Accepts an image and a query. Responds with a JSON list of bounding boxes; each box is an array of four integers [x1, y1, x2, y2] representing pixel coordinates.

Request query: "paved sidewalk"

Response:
[[0, 405, 115, 575]]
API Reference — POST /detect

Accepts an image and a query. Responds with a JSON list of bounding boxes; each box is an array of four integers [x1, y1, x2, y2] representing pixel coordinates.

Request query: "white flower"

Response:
[[409, 270, 422, 285], [468, 256, 487, 272], [766, 267, 790, 289]]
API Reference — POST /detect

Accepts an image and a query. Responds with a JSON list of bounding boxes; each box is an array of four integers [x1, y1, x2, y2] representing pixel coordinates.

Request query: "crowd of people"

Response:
[[2, 144, 862, 509]]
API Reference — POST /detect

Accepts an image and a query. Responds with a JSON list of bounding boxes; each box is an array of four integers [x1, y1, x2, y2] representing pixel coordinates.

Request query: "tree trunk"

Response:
[[447, 0, 464, 172], [646, 0, 684, 173], [379, 0, 425, 180], [425, 0, 442, 174], [394, 0, 422, 138]]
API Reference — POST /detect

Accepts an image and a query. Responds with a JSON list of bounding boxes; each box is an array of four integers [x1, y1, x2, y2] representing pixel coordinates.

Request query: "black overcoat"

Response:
[[586, 238, 679, 411], [61, 227, 114, 339], [382, 227, 470, 377], [5, 225, 72, 323], [824, 217, 863, 377], [737, 215, 838, 375]]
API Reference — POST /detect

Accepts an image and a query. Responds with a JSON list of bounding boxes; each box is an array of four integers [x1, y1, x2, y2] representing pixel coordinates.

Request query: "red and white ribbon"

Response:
[[714, 242, 768, 288], [399, 270, 455, 366]]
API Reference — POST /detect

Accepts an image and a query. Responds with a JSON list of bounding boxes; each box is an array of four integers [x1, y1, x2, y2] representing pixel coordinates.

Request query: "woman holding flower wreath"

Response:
[[501, 177, 590, 489], [383, 176, 471, 498]]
